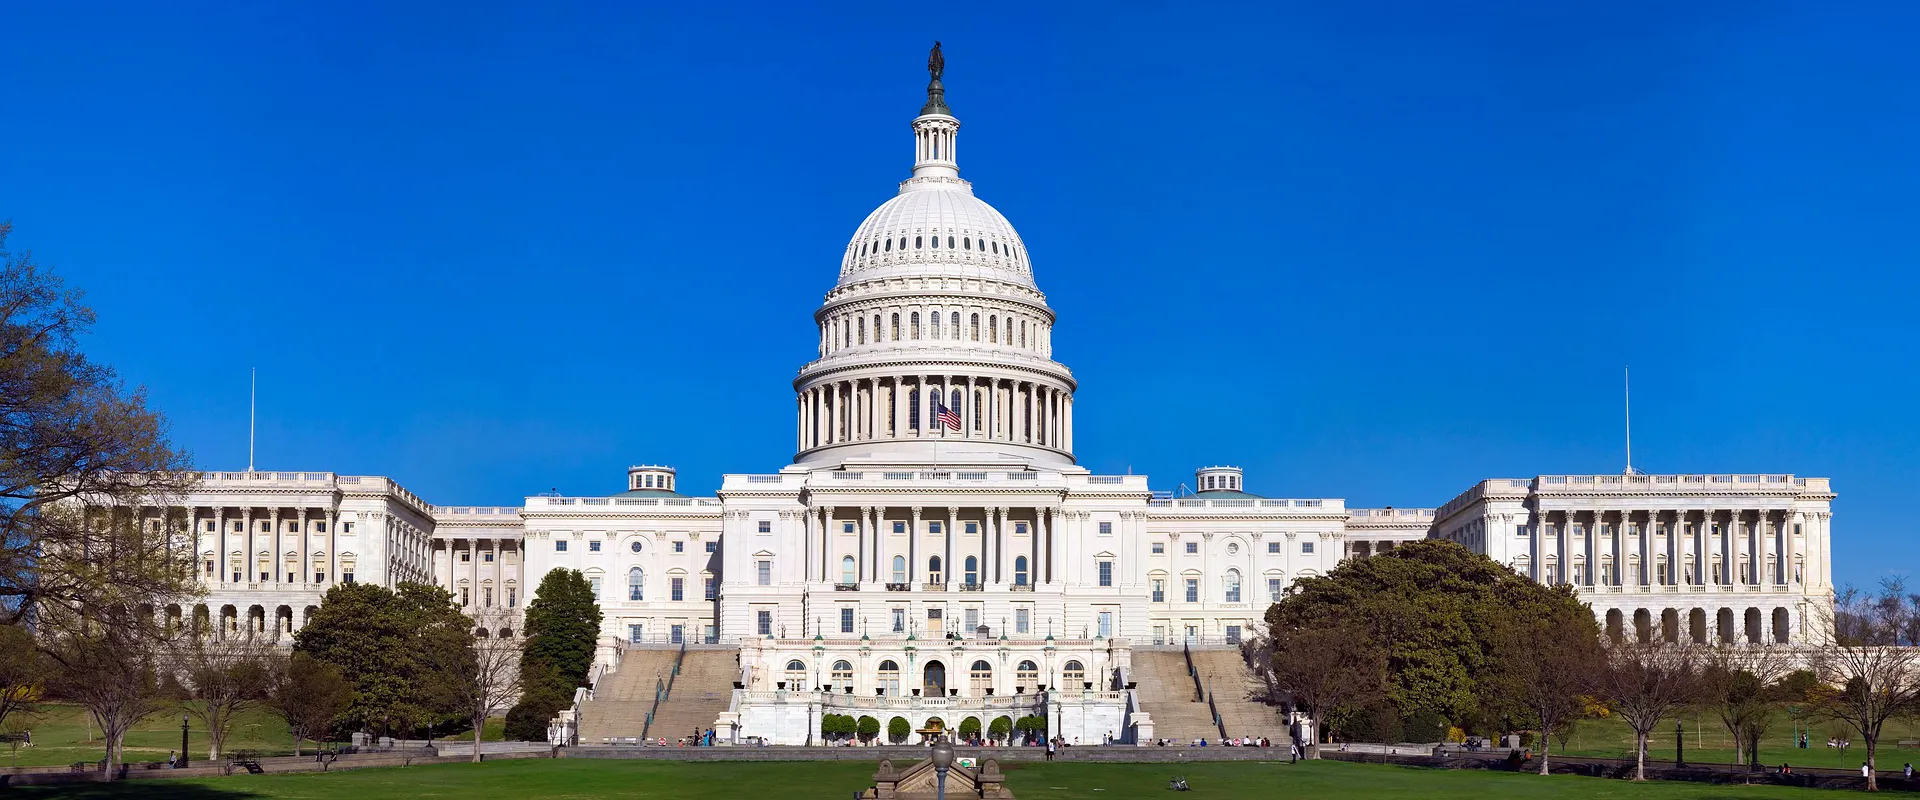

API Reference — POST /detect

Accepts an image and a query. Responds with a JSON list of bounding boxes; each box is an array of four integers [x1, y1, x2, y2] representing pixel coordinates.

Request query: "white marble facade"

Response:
[[160, 63, 1838, 745]]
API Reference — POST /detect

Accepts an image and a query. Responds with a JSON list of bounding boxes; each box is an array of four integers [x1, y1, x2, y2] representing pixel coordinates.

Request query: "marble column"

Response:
[[910, 507, 922, 585]]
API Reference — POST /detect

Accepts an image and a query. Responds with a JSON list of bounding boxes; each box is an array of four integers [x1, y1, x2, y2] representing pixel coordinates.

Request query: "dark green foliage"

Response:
[[1774, 670, 1819, 702], [293, 581, 474, 736], [1015, 715, 1047, 733], [521, 570, 603, 692], [504, 677, 572, 742], [958, 716, 981, 738], [988, 716, 1011, 741], [856, 715, 879, 740], [1267, 540, 1601, 738], [1403, 710, 1448, 743], [820, 713, 856, 739], [888, 716, 911, 743]]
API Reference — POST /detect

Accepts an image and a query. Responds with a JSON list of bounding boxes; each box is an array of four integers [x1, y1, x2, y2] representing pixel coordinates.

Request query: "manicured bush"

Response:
[[888, 716, 911, 743], [988, 716, 1012, 742], [857, 715, 880, 741], [958, 717, 982, 739]]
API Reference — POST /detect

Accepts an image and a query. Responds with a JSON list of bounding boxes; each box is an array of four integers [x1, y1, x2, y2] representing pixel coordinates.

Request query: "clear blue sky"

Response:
[[3, 2, 1915, 588]]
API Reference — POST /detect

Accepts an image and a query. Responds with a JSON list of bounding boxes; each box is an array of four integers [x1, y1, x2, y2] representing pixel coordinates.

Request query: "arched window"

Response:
[[964, 555, 978, 586], [931, 235, 940, 249], [858, 243, 866, 257], [929, 556, 943, 583], [963, 237, 971, 250], [915, 236, 923, 249], [930, 312, 940, 339], [908, 388, 920, 429], [884, 238, 892, 252], [878, 660, 901, 695], [947, 236, 956, 249], [1223, 569, 1242, 603], [832, 659, 854, 685], [1016, 660, 1038, 688], [858, 318, 866, 345], [892, 555, 906, 583], [841, 556, 856, 585], [891, 313, 900, 340], [969, 660, 993, 694], [970, 313, 980, 341], [1014, 556, 1029, 586], [1063, 660, 1085, 686], [991, 241, 999, 254], [628, 567, 644, 601], [785, 660, 807, 688], [910, 312, 920, 339], [949, 389, 962, 417], [1019, 320, 1026, 348], [988, 317, 997, 343], [950, 312, 959, 339]]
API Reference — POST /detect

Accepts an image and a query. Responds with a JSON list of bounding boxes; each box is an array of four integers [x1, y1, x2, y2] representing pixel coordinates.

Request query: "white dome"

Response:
[[838, 181, 1035, 289]]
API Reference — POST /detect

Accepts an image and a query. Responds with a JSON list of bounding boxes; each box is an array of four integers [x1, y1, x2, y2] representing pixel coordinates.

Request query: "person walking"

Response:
[[1904, 762, 1913, 780]]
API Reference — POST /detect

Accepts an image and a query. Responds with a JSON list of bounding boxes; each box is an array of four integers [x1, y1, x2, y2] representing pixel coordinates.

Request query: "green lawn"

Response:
[[7, 758, 1876, 800], [0, 705, 503, 768], [1549, 707, 1920, 770]]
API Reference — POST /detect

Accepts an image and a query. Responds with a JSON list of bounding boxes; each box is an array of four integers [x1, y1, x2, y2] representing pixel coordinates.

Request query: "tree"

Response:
[[1811, 582, 1920, 791], [503, 675, 571, 743], [293, 581, 473, 737], [268, 650, 351, 756], [1701, 645, 1794, 768], [46, 625, 168, 777], [1598, 633, 1700, 781], [171, 632, 274, 760], [0, 624, 45, 735], [1266, 616, 1386, 757], [957, 716, 981, 740], [988, 716, 1011, 743], [888, 716, 911, 744], [1014, 714, 1046, 742], [857, 714, 880, 742], [429, 611, 522, 761], [520, 569, 603, 692], [392, 583, 475, 742], [0, 223, 199, 630], [1484, 583, 1604, 775]]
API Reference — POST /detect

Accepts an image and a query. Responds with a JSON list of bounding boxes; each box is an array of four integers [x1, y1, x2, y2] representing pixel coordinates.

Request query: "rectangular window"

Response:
[[1098, 561, 1113, 587], [344, 522, 353, 533], [589, 577, 602, 597], [1302, 542, 1315, 554], [314, 570, 324, 583], [1225, 625, 1242, 645], [1184, 542, 1198, 554], [1098, 522, 1113, 535], [1016, 608, 1030, 634], [966, 522, 978, 534], [589, 540, 602, 552], [757, 610, 772, 636], [1098, 611, 1113, 639], [705, 541, 717, 553], [629, 624, 644, 644], [704, 576, 717, 600], [673, 541, 685, 553], [206, 521, 215, 532], [343, 570, 355, 584], [1185, 579, 1199, 603], [843, 522, 856, 534], [259, 571, 269, 582], [484, 587, 493, 607], [1015, 522, 1029, 535], [315, 522, 327, 533], [670, 624, 684, 644], [930, 522, 942, 534], [508, 588, 517, 607], [1267, 542, 1280, 554], [483, 551, 494, 563], [1268, 578, 1283, 601], [556, 540, 568, 552], [892, 608, 905, 633], [1151, 543, 1165, 554], [965, 607, 980, 631], [757, 560, 771, 586], [460, 587, 470, 606], [460, 551, 471, 563], [841, 607, 855, 633], [893, 522, 906, 534], [758, 520, 772, 533], [1151, 579, 1165, 603], [671, 577, 685, 601]]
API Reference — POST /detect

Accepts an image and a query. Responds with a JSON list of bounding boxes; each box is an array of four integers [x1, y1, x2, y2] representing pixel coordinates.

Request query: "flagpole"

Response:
[[248, 367, 256, 473]]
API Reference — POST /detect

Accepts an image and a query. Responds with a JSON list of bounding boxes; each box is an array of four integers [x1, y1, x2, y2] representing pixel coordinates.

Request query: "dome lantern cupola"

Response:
[[1195, 466, 1245, 494]]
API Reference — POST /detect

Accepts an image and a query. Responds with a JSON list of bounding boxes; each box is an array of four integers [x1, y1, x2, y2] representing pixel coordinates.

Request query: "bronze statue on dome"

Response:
[[928, 41, 945, 81]]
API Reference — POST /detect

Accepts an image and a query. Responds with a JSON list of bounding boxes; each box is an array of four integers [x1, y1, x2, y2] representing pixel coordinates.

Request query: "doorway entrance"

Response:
[[923, 661, 946, 696]]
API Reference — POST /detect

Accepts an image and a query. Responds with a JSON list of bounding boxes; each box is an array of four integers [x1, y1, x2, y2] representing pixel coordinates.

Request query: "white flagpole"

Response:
[[248, 367, 257, 472], [1623, 366, 1633, 475]]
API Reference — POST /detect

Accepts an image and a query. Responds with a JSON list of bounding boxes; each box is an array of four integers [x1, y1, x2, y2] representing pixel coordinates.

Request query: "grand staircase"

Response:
[[1131, 650, 1221, 743], [577, 647, 739, 744], [1189, 648, 1287, 742]]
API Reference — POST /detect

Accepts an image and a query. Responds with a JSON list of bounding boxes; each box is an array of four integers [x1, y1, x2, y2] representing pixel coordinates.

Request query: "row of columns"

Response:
[[801, 506, 1060, 588], [437, 537, 516, 610], [818, 304, 1048, 359], [146, 506, 352, 586], [1534, 509, 1821, 589], [797, 375, 1071, 452]]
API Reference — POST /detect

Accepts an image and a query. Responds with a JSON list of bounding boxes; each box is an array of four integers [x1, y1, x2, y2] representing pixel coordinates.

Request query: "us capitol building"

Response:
[[152, 54, 1837, 746]]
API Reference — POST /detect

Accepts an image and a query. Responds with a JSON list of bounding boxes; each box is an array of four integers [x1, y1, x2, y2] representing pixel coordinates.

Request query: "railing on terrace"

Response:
[[835, 583, 860, 591]]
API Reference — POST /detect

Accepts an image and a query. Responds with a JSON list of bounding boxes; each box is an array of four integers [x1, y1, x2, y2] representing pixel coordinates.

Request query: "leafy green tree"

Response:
[[1014, 715, 1046, 737], [521, 569, 603, 691], [0, 624, 46, 735], [958, 716, 981, 739], [503, 676, 571, 742], [1482, 582, 1603, 774], [988, 716, 1011, 742], [293, 581, 474, 736], [888, 716, 911, 743], [268, 650, 351, 756], [857, 715, 880, 742]]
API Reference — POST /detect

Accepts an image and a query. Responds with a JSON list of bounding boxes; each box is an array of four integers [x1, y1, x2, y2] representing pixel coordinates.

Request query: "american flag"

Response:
[[934, 402, 962, 431]]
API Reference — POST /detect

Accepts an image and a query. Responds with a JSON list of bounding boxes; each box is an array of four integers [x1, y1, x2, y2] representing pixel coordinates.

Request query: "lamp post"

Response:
[[180, 715, 191, 768], [930, 737, 955, 800], [1674, 720, 1685, 768]]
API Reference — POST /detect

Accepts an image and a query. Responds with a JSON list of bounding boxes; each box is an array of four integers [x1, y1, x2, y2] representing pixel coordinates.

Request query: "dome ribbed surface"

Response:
[[838, 184, 1034, 289]]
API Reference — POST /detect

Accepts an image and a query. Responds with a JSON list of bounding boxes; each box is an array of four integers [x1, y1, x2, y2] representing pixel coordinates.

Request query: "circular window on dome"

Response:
[[629, 541, 643, 554], [915, 236, 923, 249]]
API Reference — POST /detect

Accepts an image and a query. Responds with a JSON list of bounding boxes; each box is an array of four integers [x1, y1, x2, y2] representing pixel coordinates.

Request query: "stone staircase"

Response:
[[577, 647, 684, 744], [1130, 650, 1220, 743], [1189, 648, 1287, 742], [643, 649, 737, 743]]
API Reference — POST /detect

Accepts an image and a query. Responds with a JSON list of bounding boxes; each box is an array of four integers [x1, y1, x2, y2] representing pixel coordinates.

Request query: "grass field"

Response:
[[1545, 707, 1920, 770], [0, 705, 502, 768], [7, 758, 1874, 800]]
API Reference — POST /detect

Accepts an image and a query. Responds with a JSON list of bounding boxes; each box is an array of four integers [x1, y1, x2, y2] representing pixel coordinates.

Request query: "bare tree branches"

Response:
[[1599, 631, 1701, 781], [1811, 584, 1920, 791], [429, 611, 523, 761], [45, 623, 169, 776], [1269, 616, 1387, 758], [171, 632, 275, 760]]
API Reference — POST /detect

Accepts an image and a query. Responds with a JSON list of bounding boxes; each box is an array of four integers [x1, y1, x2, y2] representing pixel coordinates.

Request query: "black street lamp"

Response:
[[1674, 720, 1685, 768], [929, 738, 955, 800], [180, 715, 191, 768]]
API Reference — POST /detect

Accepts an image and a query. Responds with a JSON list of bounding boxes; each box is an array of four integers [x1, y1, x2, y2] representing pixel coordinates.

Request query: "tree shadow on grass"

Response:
[[4, 780, 264, 800]]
